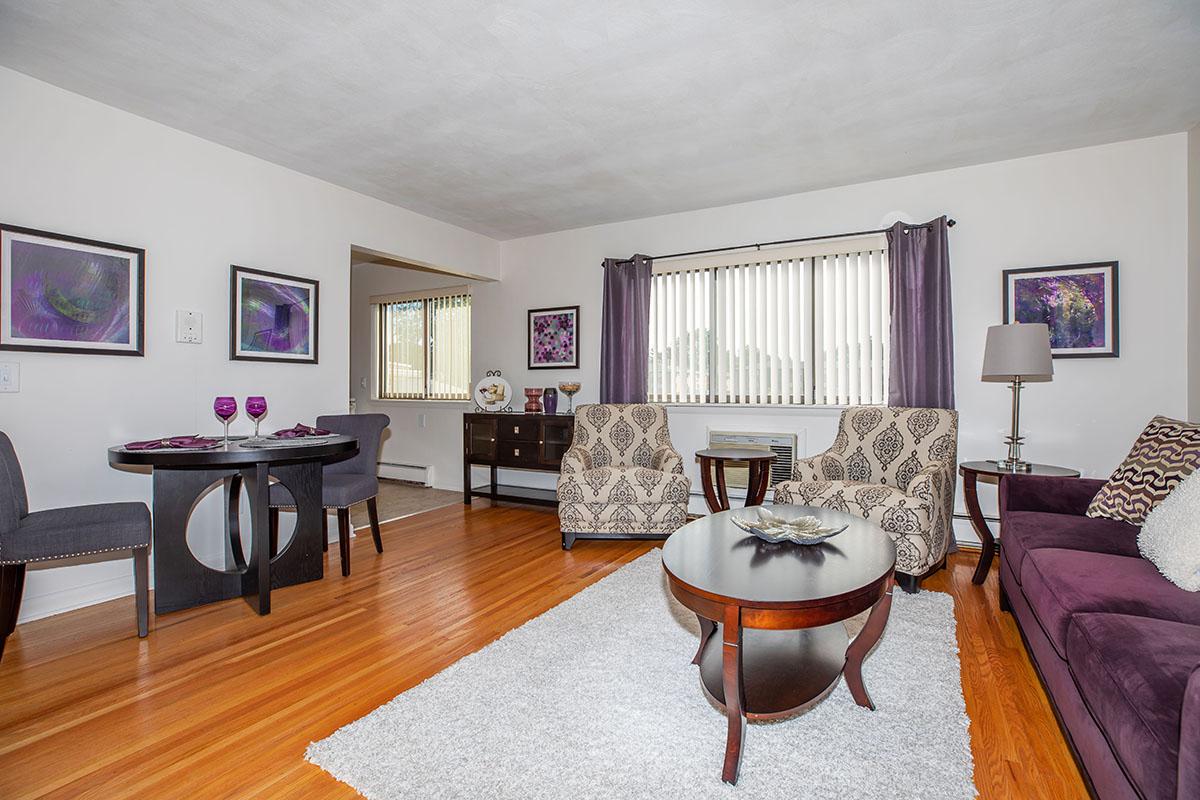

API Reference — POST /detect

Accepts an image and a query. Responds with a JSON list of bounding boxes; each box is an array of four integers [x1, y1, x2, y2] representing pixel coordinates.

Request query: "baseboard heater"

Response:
[[377, 461, 432, 487]]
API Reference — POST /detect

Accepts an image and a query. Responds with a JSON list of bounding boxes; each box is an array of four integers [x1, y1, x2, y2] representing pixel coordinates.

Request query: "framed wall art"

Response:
[[230, 265, 319, 363], [0, 223, 145, 356], [1003, 261, 1118, 358], [528, 305, 579, 369]]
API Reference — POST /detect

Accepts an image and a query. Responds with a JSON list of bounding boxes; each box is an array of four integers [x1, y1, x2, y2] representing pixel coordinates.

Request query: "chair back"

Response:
[[571, 404, 674, 469], [317, 414, 390, 476], [0, 432, 29, 537], [829, 406, 958, 489]]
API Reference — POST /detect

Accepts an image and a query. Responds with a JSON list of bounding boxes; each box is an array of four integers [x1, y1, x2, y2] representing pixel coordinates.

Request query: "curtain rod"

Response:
[[614, 218, 956, 265]]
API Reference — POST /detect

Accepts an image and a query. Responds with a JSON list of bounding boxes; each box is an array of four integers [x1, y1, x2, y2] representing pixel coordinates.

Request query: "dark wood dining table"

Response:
[[108, 435, 357, 616]]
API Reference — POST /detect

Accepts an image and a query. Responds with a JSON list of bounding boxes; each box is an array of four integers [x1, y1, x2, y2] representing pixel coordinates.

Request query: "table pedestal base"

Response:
[[151, 461, 324, 615]]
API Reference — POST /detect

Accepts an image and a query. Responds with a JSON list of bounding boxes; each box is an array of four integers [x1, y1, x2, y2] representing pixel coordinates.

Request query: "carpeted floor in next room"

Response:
[[0, 502, 1089, 799], [349, 479, 460, 529]]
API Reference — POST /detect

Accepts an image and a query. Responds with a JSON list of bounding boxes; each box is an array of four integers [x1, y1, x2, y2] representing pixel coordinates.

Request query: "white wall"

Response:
[[388, 135, 1190, 543], [1189, 125, 1200, 422], [0, 68, 500, 622]]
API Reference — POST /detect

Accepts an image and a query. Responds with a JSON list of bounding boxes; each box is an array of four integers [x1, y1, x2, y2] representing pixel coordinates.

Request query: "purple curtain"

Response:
[[600, 254, 653, 403], [886, 217, 955, 409]]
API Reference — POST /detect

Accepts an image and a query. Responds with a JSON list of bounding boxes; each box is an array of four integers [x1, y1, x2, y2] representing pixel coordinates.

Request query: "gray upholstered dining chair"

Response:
[[0, 432, 150, 661], [268, 413, 390, 577]]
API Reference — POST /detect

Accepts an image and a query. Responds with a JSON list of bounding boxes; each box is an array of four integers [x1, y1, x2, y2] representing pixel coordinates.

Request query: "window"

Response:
[[648, 236, 889, 406], [374, 287, 471, 400]]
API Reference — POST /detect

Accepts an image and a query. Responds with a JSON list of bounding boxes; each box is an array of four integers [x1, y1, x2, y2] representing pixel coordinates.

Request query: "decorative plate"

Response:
[[731, 507, 849, 545], [474, 373, 513, 412]]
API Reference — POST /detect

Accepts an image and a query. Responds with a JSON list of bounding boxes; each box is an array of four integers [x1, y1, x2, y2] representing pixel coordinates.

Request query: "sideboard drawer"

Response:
[[497, 441, 538, 466], [497, 418, 539, 442]]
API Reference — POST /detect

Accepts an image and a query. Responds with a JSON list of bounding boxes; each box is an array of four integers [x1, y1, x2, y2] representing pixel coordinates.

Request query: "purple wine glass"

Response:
[[246, 396, 267, 440], [214, 396, 237, 446]]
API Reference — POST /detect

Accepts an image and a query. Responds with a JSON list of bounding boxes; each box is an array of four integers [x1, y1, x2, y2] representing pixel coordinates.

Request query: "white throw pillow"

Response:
[[1138, 469, 1200, 591]]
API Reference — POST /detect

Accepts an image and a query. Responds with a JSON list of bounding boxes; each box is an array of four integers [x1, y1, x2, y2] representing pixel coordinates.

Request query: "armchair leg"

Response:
[[336, 508, 351, 577], [895, 572, 920, 594], [133, 547, 150, 638], [561, 530, 576, 550], [367, 497, 383, 553]]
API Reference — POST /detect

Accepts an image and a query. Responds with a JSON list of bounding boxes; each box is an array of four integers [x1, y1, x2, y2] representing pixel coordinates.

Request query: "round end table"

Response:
[[661, 506, 896, 784], [959, 460, 1080, 585], [695, 448, 777, 514]]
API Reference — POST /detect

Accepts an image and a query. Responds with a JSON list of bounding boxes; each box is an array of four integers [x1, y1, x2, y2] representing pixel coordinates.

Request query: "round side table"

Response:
[[695, 448, 777, 514], [959, 460, 1080, 585]]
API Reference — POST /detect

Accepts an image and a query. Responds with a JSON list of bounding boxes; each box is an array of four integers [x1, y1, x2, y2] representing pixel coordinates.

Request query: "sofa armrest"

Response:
[[650, 446, 684, 475], [1180, 666, 1200, 800], [907, 463, 950, 509], [560, 446, 592, 476], [999, 474, 1105, 517], [792, 451, 843, 481]]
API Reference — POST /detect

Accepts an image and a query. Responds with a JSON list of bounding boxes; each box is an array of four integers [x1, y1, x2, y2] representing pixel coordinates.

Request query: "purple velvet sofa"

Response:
[[999, 474, 1200, 800]]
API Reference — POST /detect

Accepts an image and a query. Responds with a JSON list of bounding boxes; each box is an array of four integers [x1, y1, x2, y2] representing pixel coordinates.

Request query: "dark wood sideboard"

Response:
[[463, 413, 575, 506]]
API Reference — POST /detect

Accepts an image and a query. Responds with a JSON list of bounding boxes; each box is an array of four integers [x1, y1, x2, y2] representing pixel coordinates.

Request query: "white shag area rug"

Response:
[[307, 551, 975, 799]]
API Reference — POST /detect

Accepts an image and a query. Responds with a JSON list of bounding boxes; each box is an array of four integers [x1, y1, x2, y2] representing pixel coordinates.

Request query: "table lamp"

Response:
[[981, 323, 1053, 471]]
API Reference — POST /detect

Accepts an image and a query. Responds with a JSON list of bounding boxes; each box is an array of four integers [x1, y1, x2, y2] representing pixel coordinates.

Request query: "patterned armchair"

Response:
[[557, 404, 691, 549], [773, 406, 959, 590]]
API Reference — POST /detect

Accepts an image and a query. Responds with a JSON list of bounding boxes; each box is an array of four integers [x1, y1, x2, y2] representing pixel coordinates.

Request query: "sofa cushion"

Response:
[[1087, 415, 1200, 526], [1067, 613, 1200, 800], [557, 466, 690, 505], [1020, 548, 1200, 659], [1000, 510, 1140, 585]]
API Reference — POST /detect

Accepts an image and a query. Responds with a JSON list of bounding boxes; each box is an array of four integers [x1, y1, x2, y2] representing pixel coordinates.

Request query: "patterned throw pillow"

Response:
[[1086, 416, 1200, 526]]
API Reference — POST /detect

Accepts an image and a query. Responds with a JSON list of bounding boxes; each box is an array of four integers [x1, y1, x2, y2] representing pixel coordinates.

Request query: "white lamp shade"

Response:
[[981, 323, 1053, 382]]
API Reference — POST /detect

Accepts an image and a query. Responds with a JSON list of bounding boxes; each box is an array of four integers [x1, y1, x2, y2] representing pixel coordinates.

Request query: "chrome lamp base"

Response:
[[992, 378, 1033, 472]]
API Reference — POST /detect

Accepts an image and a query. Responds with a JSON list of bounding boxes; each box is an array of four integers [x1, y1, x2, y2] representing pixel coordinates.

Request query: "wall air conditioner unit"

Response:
[[706, 431, 797, 489]]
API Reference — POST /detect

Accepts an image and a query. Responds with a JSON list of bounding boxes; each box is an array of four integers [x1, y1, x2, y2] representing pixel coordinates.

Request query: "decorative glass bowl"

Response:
[[731, 507, 849, 545]]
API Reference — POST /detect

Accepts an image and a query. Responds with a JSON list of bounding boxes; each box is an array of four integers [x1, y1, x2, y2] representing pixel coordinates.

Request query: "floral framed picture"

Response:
[[1003, 261, 1118, 358], [528, 305, 579, 369], [230, 265, 319, 363], [0, 223, 145, 356]]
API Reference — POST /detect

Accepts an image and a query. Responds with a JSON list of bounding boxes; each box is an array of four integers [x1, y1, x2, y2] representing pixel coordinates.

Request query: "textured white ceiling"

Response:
[[1, 1, 1198, 238]]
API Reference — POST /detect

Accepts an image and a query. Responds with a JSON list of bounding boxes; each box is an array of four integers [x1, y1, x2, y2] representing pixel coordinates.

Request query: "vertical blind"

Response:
[[375, 289, 471, 400], [648, 248, 889, 406]]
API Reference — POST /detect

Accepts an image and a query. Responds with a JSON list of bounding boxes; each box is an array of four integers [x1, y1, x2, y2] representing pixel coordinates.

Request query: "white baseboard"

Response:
[[18, 573, 134, 625]]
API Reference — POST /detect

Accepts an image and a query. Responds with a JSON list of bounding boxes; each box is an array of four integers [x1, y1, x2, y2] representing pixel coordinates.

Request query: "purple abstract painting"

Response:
[[239, 278, 311, 354], [1013, 274, 1104, 348], [529, 307, 578, 368], [9, 239, 131, 344], [1005, 262, 1118, 357]]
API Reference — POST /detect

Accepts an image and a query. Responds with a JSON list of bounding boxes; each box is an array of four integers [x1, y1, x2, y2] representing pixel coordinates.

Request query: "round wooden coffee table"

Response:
[[661, 506, 897, 785]]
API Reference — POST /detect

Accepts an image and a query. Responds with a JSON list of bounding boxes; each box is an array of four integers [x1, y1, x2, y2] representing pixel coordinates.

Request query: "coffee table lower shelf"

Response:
[[697, 624, 848, 719]]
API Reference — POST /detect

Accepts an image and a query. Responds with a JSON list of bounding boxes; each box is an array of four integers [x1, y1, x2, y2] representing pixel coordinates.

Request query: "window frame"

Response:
[[647, 235, 889, 408], [372, 285, 472, 402]]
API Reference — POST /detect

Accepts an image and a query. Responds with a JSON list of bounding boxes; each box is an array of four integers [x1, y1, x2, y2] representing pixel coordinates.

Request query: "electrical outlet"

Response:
[[176, 310, 202, 344], [0, 362, 18, 393]]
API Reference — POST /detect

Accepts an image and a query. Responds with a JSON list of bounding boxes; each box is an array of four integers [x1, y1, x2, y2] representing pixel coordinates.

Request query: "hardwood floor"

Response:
[[0, 502, 1087, 799]]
